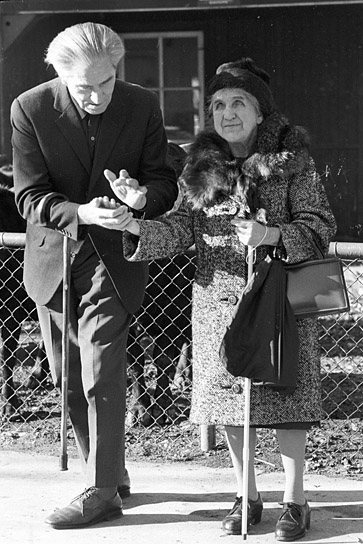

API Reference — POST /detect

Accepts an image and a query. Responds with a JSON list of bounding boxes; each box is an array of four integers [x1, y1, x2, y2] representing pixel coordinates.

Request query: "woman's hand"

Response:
[[231, 218, 281, 247], [104, 168, 147, 210], [231, 219, 265, 246]]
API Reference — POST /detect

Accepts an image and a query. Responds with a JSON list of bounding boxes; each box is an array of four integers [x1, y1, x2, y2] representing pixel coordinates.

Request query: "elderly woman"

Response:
[[105, 58, 336, 540]]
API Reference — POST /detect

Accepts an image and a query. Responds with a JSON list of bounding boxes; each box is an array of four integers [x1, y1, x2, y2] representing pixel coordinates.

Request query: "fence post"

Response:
[[200, 424, 216, 452]]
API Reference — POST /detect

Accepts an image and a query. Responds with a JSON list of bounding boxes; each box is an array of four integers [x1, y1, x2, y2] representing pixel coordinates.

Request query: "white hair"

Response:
[[45, 22, 125, 76]]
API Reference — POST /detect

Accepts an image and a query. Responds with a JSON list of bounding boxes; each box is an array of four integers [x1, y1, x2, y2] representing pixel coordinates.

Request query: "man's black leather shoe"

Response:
[[222, 494, 263, 535], [45, 487, 123, 529], [275, 501, 311, 541]]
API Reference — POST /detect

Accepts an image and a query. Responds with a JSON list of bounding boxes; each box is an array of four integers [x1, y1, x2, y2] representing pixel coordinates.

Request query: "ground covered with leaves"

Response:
[[1, 392, 362, 481], [1, 317, 362, 480]]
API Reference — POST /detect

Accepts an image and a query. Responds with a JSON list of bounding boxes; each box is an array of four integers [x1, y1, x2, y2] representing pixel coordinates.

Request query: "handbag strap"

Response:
[[294, 223, 325, 260]]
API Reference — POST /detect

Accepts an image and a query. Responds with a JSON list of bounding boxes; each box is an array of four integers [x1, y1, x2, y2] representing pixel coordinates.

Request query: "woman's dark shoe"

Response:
[[275, 501, 311, 541], [222, 494, 263, 535]]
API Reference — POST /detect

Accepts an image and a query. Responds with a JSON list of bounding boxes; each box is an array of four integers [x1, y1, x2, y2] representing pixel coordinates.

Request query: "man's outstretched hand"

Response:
[[104, 168, 147, 210]]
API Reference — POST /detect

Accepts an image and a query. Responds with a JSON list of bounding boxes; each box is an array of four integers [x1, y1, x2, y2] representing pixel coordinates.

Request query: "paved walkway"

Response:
[[1, 450, 362, 544]]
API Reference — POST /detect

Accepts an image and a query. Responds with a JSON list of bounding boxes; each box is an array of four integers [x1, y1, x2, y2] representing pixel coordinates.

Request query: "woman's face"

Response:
[[211, 88, 263, 150]]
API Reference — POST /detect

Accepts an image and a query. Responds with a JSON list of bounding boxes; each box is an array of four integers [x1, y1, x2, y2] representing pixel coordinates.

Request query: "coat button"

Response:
[[228, 295, 238, 305], [231, 383, 242, 394], [230, 205, 238, 215], [220, 294, 238, 305]]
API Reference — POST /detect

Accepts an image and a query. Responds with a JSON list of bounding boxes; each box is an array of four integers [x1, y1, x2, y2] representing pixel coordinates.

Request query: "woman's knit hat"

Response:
[[206, 57, 276, 118]]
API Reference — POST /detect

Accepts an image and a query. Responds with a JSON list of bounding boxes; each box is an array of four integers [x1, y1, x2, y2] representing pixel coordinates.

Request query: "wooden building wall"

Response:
[[1, 3, 362, 240]]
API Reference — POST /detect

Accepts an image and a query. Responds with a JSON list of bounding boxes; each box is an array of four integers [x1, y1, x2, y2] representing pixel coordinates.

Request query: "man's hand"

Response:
[[77, 197, 135, 230], [104, 168, 147, 210]]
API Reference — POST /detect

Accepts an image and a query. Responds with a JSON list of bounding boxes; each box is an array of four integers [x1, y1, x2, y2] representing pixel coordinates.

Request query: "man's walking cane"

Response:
[[241, 245, 254, 539], [60, 235, 71, 471]]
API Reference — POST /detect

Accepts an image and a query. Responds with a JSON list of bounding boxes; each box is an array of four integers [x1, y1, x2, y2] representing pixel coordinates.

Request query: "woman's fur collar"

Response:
[[180, 112, 311, 211]]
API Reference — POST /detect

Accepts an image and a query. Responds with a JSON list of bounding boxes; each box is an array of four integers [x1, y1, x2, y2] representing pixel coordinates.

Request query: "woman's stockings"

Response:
[[225, 425, 258, 500], [276, 428, 307, 505], [225, 426, 307, 505]]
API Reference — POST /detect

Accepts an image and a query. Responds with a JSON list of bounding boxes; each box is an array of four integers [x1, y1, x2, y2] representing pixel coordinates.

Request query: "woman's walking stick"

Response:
[[60, 235, 71, 471], [241, 245, 254, 539]]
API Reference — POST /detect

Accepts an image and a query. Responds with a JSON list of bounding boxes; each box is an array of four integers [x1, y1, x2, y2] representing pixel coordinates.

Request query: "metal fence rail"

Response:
[[0, 235, 362, 471]]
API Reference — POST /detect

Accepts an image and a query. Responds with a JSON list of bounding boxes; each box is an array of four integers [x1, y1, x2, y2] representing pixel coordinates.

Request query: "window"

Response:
[[119, 32, 204, 144]]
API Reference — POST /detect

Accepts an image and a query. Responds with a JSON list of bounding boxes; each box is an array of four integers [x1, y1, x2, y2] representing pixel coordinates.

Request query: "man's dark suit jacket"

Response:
[[11, 78, 178, 314]]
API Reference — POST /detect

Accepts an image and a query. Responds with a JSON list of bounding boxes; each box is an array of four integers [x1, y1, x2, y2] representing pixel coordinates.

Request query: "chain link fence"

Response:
[[0, 234, 362, 472]]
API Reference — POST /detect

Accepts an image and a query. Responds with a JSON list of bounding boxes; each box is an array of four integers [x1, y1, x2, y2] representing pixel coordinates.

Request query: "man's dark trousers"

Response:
[[37, 236, 132, 487]]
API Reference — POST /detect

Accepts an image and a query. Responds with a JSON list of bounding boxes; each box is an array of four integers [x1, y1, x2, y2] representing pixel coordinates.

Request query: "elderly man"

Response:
[[11, 22, 177, 529]]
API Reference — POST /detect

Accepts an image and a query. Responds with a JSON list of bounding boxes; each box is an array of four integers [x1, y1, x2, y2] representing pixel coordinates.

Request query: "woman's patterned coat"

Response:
[[124, 113, 337, 427]]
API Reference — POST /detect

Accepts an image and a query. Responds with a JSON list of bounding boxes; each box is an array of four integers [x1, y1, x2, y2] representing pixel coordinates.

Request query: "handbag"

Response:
[[220, 255, 299, 394], [285, 226, 350, 318]]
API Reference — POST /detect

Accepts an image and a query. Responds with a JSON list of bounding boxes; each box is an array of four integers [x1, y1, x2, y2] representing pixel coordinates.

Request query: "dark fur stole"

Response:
[[180, 112, 311, 212]]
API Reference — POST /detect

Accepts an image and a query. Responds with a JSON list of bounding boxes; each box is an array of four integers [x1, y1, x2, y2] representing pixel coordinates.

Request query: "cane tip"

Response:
[[59, 454, 68, 471]]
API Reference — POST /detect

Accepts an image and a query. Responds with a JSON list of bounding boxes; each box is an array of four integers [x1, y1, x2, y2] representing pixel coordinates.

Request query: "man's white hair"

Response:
[[45, 22, 125, 76]]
